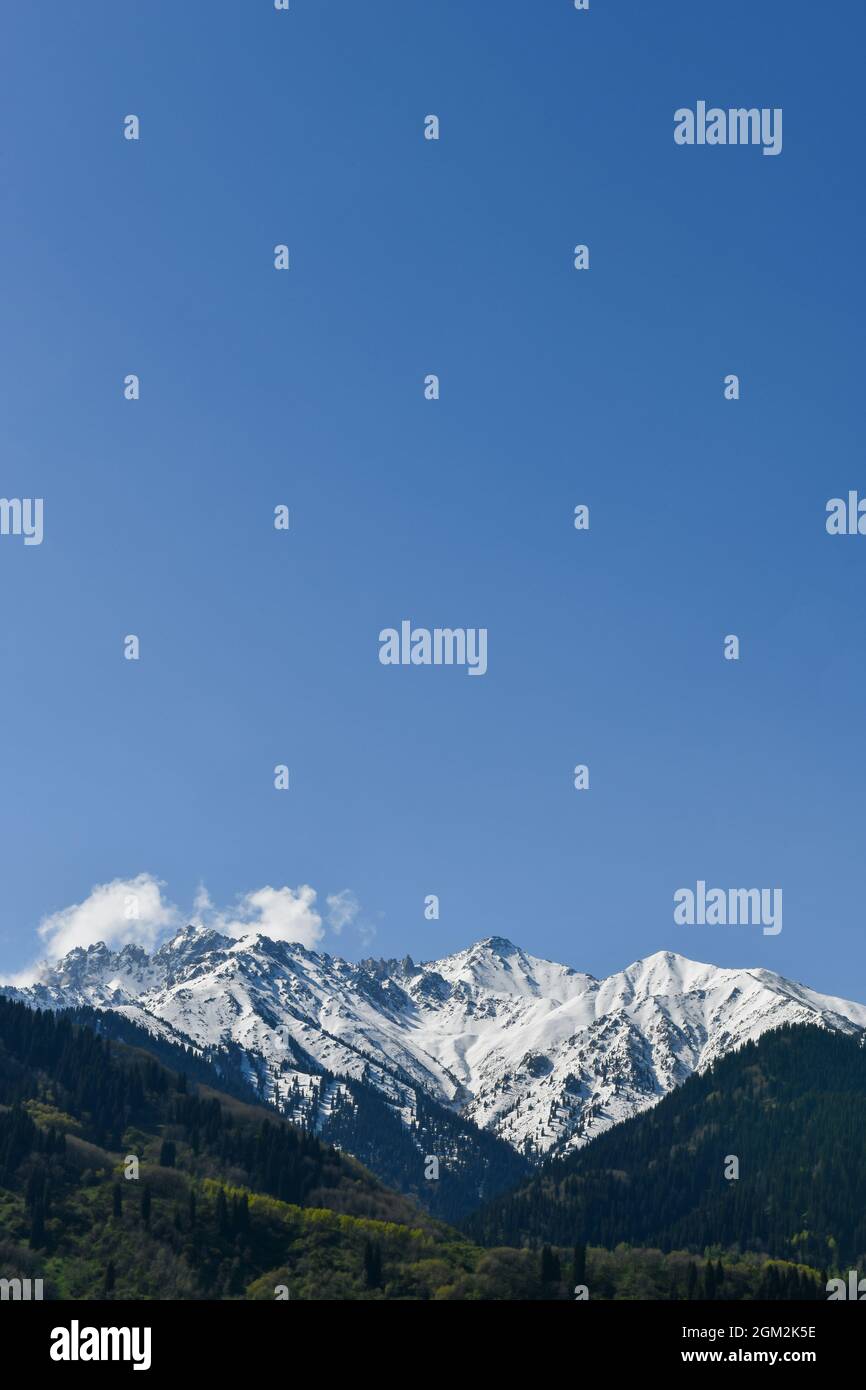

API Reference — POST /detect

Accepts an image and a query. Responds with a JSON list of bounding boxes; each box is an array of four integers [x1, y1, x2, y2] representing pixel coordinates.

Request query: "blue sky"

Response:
[[2, 1, 865, 998]]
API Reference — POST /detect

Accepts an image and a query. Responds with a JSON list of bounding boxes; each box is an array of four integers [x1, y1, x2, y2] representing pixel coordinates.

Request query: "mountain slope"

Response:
[[0, 994, 542, 1300], [5, 931, 865, 1178], [60, 1003, 528, 1224], [0, 998, 829, 1302], [466, 1023, 866, 1269]]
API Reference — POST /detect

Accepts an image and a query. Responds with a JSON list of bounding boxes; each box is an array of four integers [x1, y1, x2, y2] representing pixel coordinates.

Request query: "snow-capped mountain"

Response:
[[4, 930, 866, 1162]]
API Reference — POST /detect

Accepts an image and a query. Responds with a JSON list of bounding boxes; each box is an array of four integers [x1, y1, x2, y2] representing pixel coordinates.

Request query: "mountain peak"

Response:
[[641, 949, 692, 964], [156, 923, 229, 953], [169, 922, 212, 941], [621, 948, 732, 984], [475, 935, 519, 955], [4, 931, 866, 1166]]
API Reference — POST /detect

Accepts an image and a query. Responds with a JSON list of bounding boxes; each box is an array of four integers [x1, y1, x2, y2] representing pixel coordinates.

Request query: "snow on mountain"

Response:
[[4, 929, 865, 1160]]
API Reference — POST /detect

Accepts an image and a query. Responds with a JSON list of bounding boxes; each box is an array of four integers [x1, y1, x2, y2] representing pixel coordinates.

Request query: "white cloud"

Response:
[[6, 876, 357, 985], [29, 873, 180, 973], [192, 882, 214, 918], [196, 884, 324, 949], [326, 889, 360, 935], [357, 918, 378, 947]]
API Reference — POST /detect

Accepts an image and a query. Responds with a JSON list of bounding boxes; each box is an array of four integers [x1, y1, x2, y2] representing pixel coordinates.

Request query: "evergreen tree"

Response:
[[235, 1192, 249, 1234], [30, 1199, 45, 1249], [216, 1187, 229, 1237], [363, 1238, 383, 1289], [540, 1244, 561, 1284]]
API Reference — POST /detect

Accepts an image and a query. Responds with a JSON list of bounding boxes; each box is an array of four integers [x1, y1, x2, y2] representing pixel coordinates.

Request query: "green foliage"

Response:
[[466, 1024, 866, 1269], [0, 1000, 845, 1300], [0, 995, 542, 1299], [67, 1004, 529, 1223]]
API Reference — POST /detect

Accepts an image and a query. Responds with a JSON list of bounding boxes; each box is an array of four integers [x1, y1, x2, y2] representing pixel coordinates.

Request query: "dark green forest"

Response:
[[67, 1004, 528, 1224], [465, 1023, 866, 1273], [0, 1000, 851, 1299], [0, 995, 543, 1299]]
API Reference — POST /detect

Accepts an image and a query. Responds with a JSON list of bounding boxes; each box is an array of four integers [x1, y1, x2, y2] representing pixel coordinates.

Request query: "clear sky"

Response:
[[2, 1, 865, 999]]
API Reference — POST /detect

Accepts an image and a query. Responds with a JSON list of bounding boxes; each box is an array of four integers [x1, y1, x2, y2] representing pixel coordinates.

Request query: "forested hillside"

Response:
[[0, 997, 552, 1298], [0, 1001, 841, 1299], [60, 1002, 528, 1224], [466, 1024, 866, 1273]]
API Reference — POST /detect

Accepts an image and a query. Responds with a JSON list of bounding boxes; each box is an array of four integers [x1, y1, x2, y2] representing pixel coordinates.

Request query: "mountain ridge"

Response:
[[4, 931, 865, 1170]]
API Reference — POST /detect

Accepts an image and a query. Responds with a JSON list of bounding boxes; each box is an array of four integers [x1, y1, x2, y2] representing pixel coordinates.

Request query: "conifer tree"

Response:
[[541, 1245, 561, 1284], [363, 1238, 383, 1289], [216, 1187, 229, 1237]]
